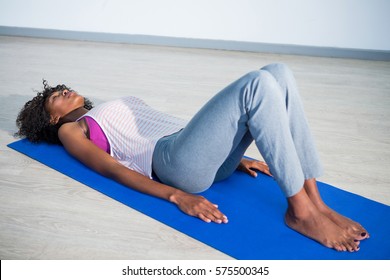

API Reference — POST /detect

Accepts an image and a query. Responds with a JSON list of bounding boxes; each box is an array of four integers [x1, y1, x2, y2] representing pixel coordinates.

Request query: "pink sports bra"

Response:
[[81, 116, 110, 153]]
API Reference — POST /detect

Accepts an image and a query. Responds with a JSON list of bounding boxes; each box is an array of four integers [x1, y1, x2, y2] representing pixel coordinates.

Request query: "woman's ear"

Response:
[[49, 115, 60, 125]]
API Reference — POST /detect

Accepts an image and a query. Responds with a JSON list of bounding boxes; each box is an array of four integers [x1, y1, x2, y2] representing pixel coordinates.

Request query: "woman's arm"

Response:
[[58, 123, 227, 224]]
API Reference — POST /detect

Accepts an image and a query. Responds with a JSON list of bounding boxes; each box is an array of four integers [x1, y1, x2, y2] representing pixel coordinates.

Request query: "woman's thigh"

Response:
[[152, 71, 260, 193]]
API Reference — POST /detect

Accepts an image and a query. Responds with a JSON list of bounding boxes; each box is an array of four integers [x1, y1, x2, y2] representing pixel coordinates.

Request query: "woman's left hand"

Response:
[[237, 158, 272, 177]]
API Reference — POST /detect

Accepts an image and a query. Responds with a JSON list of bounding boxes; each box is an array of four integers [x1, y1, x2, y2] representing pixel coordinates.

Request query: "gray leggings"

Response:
[[152, 63, 323, 197]]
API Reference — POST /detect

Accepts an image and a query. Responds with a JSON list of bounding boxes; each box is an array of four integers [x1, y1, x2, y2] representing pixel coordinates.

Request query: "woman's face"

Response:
[[45, 89, 84, 124]]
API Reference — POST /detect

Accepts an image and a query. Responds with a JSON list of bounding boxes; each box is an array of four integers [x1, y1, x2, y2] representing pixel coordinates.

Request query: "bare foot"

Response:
[[303, 179, 369, 240], [316, 205, 369, 241], [286, 188, 360, 252]]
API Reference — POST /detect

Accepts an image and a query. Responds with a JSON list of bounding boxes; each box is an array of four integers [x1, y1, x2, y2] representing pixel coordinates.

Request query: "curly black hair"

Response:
[[15, 80, 93, 144]]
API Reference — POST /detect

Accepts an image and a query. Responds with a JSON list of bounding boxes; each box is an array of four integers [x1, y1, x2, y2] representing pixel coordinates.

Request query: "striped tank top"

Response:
[[81, 96, 186, 178]]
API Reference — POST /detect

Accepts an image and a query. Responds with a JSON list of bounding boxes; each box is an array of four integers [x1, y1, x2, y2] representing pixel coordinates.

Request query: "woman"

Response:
[[16, 63, 368, 252]]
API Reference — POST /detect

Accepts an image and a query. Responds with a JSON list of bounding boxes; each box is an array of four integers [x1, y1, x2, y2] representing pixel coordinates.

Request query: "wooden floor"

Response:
[[0, 36, 389, 260]]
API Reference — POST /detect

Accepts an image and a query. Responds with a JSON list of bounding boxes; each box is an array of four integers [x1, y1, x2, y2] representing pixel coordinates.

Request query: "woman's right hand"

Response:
[[170, 191, 228, 224]]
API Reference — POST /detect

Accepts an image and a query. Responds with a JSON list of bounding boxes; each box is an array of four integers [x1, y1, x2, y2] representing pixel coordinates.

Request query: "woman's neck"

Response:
[[60, 107, 89, 124]]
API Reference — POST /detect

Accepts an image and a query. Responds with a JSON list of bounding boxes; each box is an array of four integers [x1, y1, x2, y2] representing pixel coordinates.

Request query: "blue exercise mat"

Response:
[[8, 139, 390, 259]]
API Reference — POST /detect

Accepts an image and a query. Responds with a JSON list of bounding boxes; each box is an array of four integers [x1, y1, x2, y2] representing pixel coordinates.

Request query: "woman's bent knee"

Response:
[[261, 63, 291, 75]]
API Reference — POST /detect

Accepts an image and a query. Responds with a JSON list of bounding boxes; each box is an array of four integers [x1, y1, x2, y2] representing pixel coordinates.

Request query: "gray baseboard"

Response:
[[1, 26, 389, 61]]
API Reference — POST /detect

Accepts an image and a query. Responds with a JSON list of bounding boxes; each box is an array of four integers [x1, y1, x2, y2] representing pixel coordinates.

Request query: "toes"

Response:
[[348, 225, 369, 241], [354, 231, 369, 241], [354, 223, 369, 239], [333, 237, 360, 252], [334, 244, 343, 252], [333, 242, 347, 252], [354, 239, 360, 246], [346, 241, 358, 252], [343, 237, 360, 252]]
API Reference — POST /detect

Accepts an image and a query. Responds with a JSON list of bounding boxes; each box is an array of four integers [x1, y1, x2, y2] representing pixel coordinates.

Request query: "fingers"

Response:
[[256, 161, 272, 176], [259, 167, 272, 177], [199, 213, 228, 224], [181, 195, 228, 224], [246, 160, 272, 177], [197, 200, 228, 224], [248, 169, 258, 178]]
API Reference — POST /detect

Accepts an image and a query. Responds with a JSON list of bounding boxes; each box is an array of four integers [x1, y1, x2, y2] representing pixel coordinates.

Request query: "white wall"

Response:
[[0, 0, 389, 51]]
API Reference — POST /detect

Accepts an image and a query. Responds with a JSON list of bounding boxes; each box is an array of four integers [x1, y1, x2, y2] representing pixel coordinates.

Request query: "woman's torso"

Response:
[[78, 96, 186, 178]]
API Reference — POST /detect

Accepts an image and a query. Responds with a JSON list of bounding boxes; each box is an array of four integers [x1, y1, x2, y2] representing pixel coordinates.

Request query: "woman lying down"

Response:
[[15, 63, 368, 252]]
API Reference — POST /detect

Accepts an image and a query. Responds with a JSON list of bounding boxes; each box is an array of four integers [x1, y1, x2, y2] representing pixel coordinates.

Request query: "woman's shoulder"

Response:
[[58, 122, 86, 140]]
